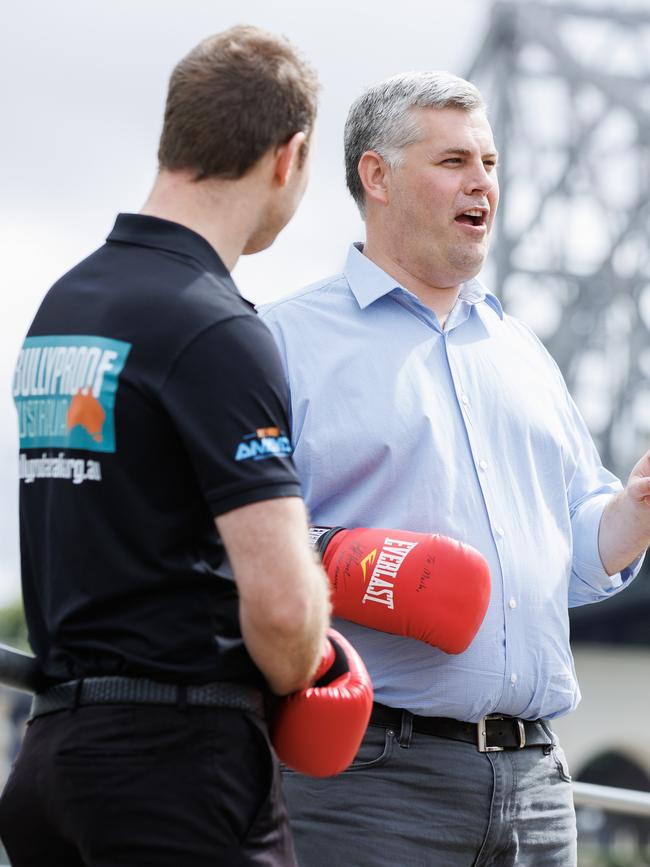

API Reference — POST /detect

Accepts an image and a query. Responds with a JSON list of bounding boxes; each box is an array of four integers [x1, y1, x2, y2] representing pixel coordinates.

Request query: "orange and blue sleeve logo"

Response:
[[13, 335, 131, 453], [234, 426, 293, 462]]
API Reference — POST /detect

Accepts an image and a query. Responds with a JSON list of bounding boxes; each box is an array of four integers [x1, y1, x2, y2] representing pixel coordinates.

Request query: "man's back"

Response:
[[18, 214, 299, 687]]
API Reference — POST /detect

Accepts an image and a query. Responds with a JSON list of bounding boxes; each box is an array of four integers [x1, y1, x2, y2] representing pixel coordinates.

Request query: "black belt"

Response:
[[29, 676, 265, 721], [369, 703, 553, 752]]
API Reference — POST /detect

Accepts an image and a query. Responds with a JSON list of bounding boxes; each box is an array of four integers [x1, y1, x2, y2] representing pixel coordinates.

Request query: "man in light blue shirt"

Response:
[[259, 72, 650, 866]]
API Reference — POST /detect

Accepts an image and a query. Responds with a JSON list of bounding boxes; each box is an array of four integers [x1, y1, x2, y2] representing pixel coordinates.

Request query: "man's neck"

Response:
[[361, 240, 461, 327], [140, 169, 263, 272]]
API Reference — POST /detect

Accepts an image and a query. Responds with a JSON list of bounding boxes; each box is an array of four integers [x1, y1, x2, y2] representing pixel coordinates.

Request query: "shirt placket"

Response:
[[442, 321, 516, 708]]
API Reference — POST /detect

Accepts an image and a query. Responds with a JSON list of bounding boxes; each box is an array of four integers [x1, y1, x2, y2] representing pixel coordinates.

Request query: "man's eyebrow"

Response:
[[437, 147, 499, 159]]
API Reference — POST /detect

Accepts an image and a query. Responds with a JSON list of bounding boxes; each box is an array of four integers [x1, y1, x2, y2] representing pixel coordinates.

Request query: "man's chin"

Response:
[[243, 213, 292, 255], [242, 233, 276, 255], [449, 245, 489, 280]]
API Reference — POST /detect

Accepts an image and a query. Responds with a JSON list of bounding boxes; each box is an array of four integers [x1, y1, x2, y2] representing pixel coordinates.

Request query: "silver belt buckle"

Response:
[[477, 714, 527, 752]]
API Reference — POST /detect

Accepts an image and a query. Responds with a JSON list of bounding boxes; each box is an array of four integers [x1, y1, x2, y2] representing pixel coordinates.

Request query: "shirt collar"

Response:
[[343, 241, 503, 320], [459, 277, 504, 319], [107, 213, 233, 283], [344, 242, 400, 308]]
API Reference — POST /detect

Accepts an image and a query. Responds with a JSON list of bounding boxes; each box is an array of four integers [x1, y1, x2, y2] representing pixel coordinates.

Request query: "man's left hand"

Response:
[[599, 449, 650, 575]]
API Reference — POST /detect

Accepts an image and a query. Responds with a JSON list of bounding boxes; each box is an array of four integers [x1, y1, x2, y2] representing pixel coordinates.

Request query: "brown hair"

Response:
[[157, 25, 319, 180]]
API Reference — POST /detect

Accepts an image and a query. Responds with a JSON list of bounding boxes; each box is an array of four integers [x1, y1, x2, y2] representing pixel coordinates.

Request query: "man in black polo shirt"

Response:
[[0, 26, 336, 866]]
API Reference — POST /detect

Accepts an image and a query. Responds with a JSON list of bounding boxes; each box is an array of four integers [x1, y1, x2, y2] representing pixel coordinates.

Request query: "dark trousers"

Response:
[[0, 703, 297, 866]]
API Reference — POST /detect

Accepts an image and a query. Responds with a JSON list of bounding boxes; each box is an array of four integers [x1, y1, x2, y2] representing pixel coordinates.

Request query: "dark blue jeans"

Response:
[[283, 721, 577, 866], [0, 703, 297, 866]]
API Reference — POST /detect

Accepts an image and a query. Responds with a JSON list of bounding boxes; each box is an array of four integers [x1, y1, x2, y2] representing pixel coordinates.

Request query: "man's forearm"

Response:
[[240, 561, 331, 695], [217, 496, 332, 696]]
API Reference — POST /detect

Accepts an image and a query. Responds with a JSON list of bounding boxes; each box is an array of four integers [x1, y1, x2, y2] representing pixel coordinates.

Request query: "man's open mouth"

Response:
[[455, 209, 488, 227]]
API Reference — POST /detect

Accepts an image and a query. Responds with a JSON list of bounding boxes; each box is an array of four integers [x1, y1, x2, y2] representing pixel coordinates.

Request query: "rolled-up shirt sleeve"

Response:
[[570, 491, 644, 605], [563, 386, 645, 605]]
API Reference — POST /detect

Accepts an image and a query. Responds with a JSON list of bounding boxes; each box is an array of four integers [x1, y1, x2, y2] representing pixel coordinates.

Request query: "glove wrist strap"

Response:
[[309, 526, 346, 559]]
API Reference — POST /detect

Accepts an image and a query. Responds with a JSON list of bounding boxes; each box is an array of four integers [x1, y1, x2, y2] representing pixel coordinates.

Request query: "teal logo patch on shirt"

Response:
[[14, 335, 131, 453]]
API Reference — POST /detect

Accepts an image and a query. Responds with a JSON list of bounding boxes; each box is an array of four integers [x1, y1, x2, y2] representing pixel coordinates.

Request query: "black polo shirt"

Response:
[[15, 214, 301, 688]]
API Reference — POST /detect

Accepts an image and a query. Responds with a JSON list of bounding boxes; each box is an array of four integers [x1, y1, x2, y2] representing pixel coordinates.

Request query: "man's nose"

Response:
[[463, 162, 496, 195]]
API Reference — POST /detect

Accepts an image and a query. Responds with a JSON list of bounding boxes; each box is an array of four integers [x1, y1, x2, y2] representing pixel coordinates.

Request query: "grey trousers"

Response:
[[282, 720, 577, 866]]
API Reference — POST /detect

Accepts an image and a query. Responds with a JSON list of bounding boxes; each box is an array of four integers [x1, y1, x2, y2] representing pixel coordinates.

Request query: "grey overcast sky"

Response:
[[1, 0, 492, 603]]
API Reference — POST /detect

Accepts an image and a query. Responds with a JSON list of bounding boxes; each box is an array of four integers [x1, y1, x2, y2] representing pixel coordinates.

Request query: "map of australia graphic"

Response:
[[66, 387, 106, 442], [15, 335, 131, 454]]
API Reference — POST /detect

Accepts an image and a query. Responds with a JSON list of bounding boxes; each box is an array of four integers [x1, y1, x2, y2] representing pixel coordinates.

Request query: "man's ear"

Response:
[[357, 150, 391, 207], [274, 131, 308, 187]]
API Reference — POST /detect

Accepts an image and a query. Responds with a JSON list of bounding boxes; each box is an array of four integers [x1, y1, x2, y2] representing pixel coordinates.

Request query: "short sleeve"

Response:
[[160, 313, 301, 516]]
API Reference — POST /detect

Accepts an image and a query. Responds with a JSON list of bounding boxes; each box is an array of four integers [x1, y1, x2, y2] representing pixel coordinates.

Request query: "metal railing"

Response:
[[573, 781, 650, 818]]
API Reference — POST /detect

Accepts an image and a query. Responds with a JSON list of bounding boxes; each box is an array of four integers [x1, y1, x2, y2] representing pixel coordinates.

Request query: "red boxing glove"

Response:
[[311, 526, 491, 655], [271, 628, 373, 777]]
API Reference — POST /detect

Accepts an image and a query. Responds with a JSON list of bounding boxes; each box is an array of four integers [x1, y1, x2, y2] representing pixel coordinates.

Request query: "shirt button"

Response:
[[495, 526, 505, 537], [508, 597, 517, 609], [510, 673, 518, 685], [460, 394, 469, 406], [478, 459, 488, 471]]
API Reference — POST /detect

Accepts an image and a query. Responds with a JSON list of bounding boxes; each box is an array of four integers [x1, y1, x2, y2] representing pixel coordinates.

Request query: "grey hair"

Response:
[[344, 71, 485, 217]]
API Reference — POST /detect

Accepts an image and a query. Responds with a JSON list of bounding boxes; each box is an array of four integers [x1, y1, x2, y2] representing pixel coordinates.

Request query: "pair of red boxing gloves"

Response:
[[272, 525, 491, 777]]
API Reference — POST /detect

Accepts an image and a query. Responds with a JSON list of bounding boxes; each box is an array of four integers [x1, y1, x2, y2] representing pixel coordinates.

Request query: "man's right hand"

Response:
[[271, 627, 373, 777], [314, 526, 491, 654]]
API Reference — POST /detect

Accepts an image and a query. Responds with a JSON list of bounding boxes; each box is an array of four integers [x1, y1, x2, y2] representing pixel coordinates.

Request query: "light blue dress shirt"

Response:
[[259, 243, 641, 722]]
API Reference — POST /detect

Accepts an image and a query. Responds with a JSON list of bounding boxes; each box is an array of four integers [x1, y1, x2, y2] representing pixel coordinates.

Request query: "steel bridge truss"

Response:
[[468, 1, 650, 473]]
